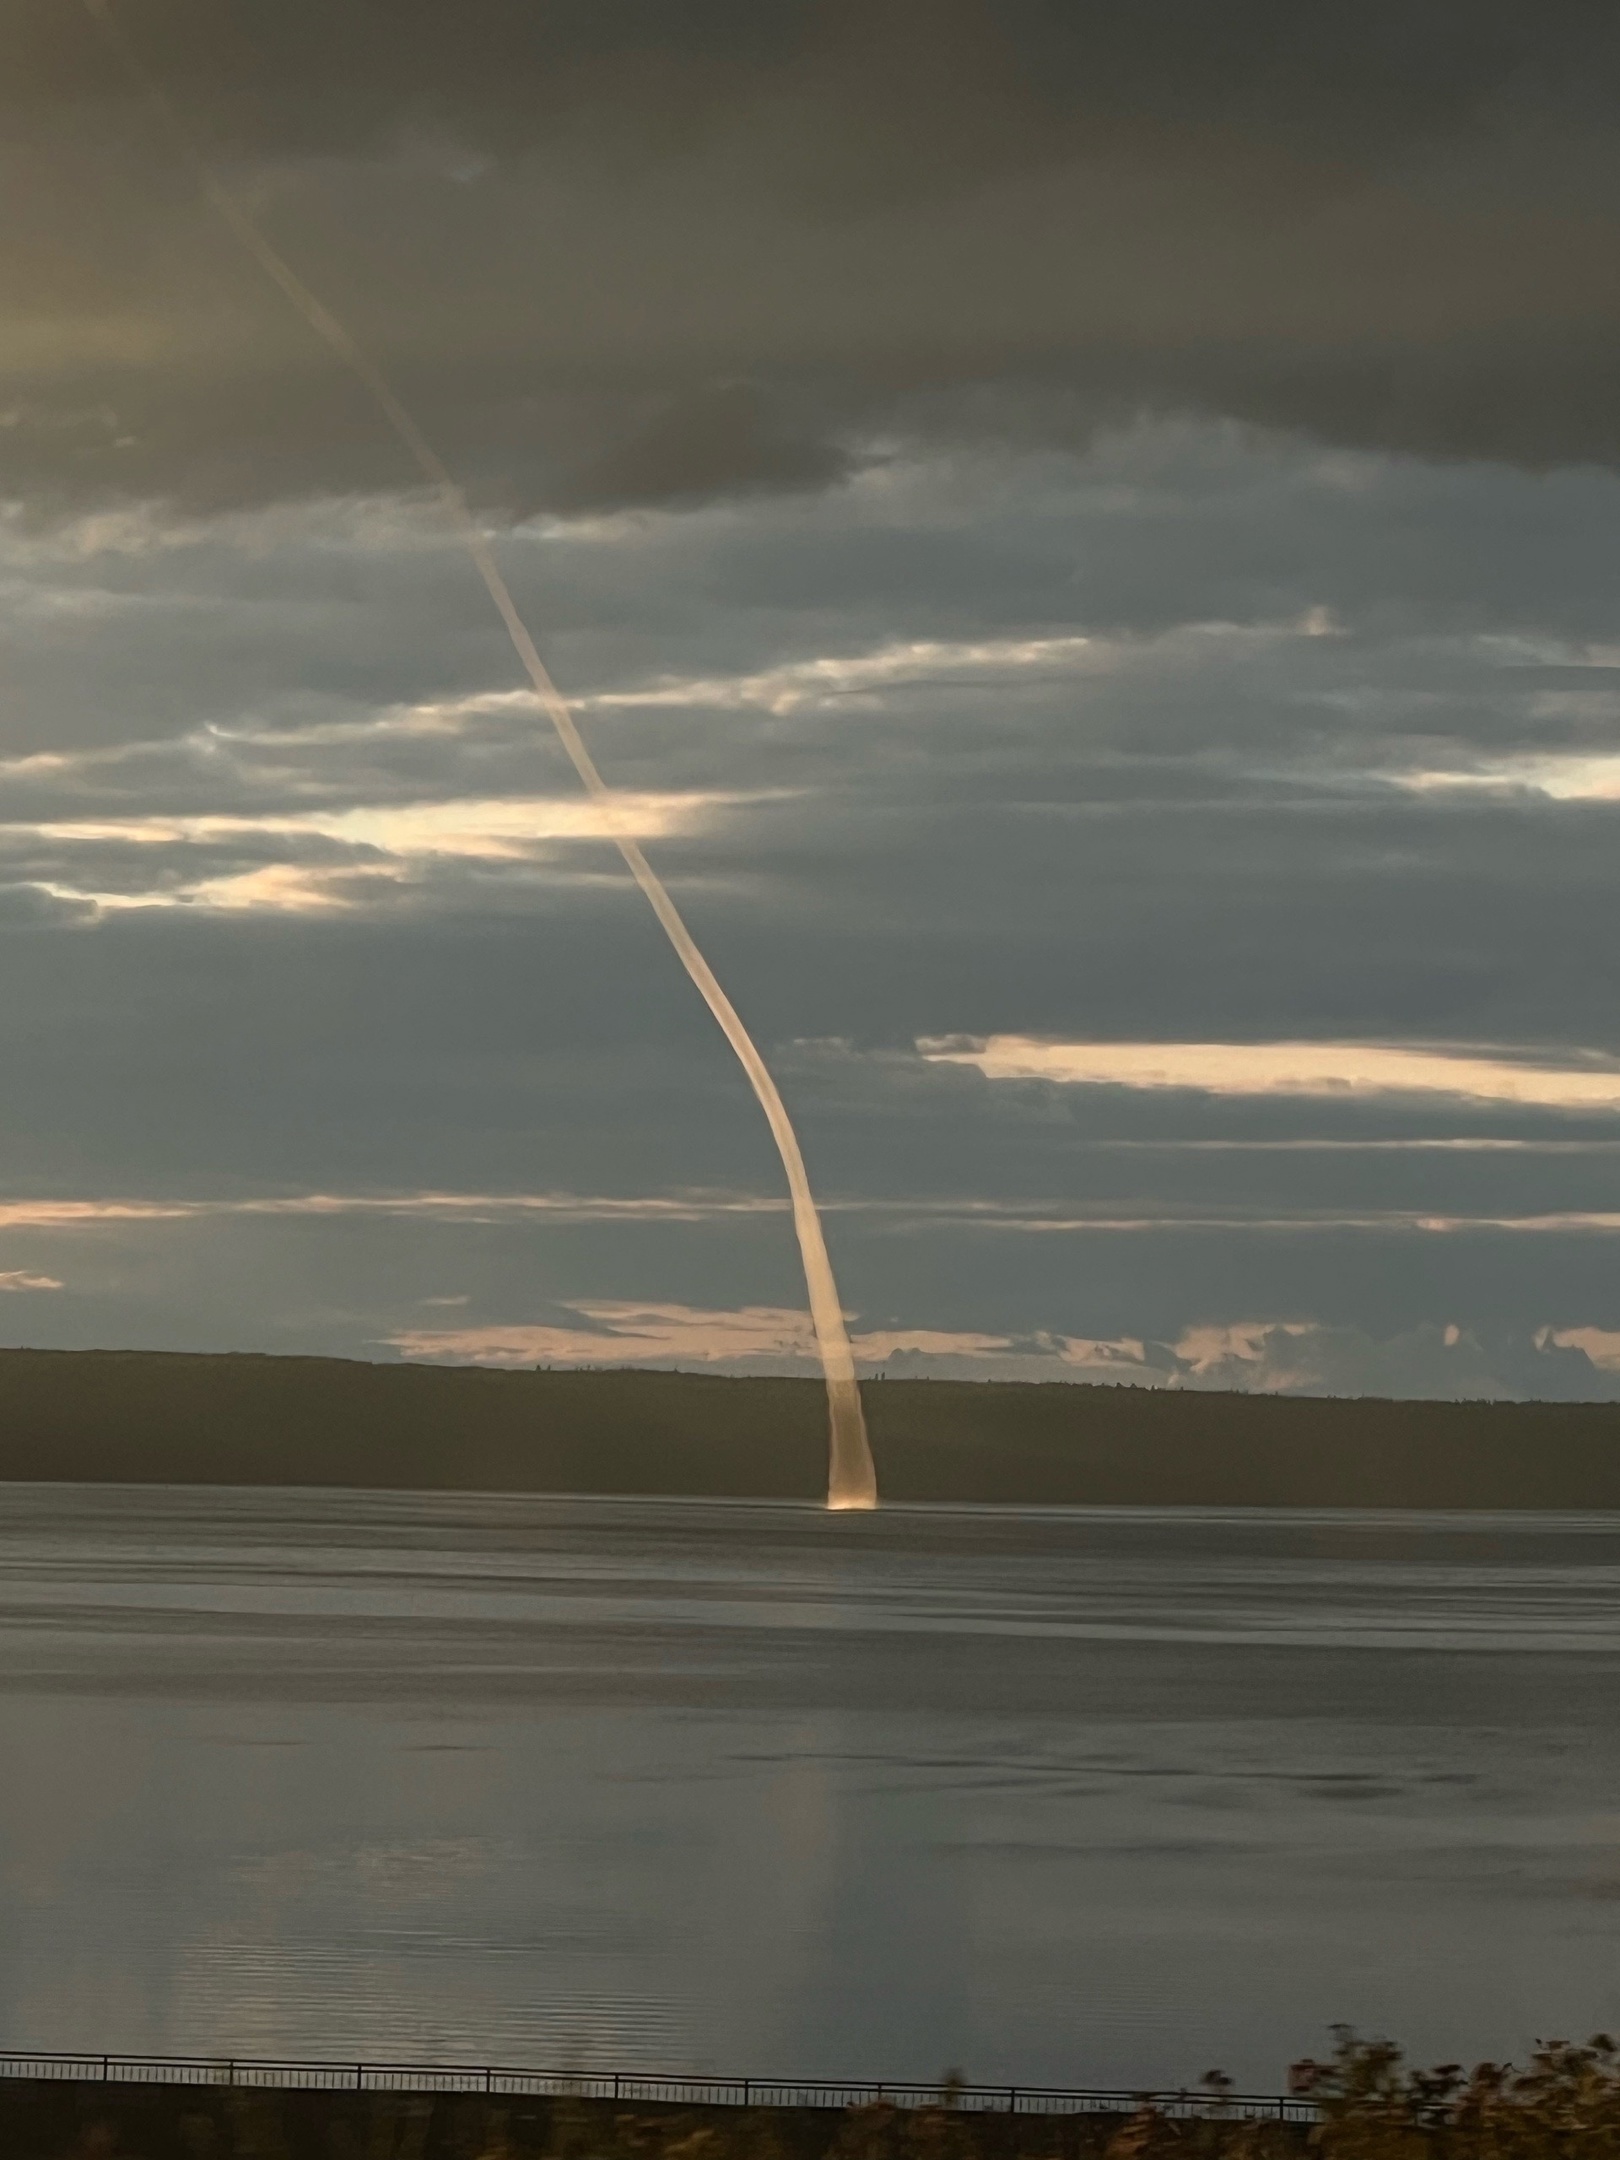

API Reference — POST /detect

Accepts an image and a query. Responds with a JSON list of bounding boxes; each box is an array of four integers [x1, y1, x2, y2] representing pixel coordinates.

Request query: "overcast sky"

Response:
[[6, 0, 1620, 1397]]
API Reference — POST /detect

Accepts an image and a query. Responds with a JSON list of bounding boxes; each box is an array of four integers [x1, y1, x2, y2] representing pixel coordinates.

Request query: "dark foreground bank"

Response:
[[4, 2038, 1618, 2158], [1, 1349, 1619, 1506], [0, 2083, 1283, 2160]]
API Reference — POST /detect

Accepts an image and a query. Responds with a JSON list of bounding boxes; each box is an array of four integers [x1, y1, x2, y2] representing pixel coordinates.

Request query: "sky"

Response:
[[5, 0, 1620, 1397]]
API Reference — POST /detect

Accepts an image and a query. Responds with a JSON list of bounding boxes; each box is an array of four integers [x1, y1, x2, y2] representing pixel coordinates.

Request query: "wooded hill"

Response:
[[0, 1348, 1616, 1505]]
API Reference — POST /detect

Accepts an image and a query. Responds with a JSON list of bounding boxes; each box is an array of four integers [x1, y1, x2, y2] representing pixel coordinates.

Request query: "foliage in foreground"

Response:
[[1286, 2028, 1620, 2158], [1089, 2031, 1620, 2160], [536, 2035, 1620, 2160], [565, 2032, 1620, 2160]]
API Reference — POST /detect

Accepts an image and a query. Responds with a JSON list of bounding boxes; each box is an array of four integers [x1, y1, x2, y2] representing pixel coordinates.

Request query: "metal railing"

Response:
[[0, 2051, 1317, 2123]]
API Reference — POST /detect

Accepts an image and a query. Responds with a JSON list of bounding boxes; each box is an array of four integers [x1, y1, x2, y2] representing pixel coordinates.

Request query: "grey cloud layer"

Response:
[[2, 423, 1620, 1396], [8, 0, 1620, 515], [5, 9, 1620, 1399], [4, 431, 1619, 1073]]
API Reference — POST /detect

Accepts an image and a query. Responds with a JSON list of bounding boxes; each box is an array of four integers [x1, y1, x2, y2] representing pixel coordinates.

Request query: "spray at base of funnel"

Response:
[[827, 1377, 879, 1511], [84, 0, 879, 1513]]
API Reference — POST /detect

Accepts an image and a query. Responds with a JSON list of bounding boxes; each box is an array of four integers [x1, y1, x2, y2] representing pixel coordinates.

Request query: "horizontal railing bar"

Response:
[[0, 2051, 1316, 2120]]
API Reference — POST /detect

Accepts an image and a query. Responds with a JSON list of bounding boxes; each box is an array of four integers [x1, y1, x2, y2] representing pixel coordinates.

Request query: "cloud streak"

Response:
[[385, 1301, 1159, 1376], [382, 1302, 1620, 1404], [1395, 751, 1620, 804], [0, 1189, 783, 1230], [923, 1037, 1620, 1112], [0, 789, 743, 916], [577, 633, 1098, 716], [9, 1187, 1620, 1240]]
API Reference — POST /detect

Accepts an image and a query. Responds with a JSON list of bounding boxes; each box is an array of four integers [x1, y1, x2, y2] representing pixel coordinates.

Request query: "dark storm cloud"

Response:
[[7, 0, 1620, 514], [11, 419, 1620, 766], [550, 383, 862, 512]]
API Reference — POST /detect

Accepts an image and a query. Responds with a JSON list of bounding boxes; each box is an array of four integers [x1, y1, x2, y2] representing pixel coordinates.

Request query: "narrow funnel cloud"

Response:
[[84, 0, 878, 1512]]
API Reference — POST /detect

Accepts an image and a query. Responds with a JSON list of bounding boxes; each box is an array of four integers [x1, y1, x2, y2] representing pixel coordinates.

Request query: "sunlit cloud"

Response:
[[0, 1189, 785, 1230], [920, 1035, 1620, 1111], [18, 791, 718, 857], [894, 1206, 1620, 1235], [574, 613, 1338, 720], [1172, 1321, 1310, 1374], [1538, 1325, 1620, 1371], [207, 688, 540, 751], [1047, 1335, 1156, 1375], [7, 1187, 1620, 1240], [0, 789, 749, 915], [576, 634, 1095, 717], [0, 1268, 63, 1291], [388, 1302, 1047, 1371], [391, 1302, 817, 1369], [848, 1326, 1019, 1360], [0, 687, 539, 792], [1393, 751, 1620, 803], [1090, 1137, 1620, 1153], [914, 1209, 1620, 1234], [384, 1305, 1616, 1400], [0, 1199, 197, 1227]]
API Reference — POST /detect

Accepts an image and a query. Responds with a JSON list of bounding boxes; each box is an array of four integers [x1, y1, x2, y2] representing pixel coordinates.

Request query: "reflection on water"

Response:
[[0, 1488, 1617, 2087]]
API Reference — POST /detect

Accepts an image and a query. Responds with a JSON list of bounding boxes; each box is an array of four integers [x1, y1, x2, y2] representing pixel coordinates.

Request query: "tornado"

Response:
[[84, 0, 879, 1511]]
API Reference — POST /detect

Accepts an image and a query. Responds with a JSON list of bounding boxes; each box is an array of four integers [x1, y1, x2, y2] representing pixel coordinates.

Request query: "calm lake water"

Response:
[[1, 1486, 1617, 2090]]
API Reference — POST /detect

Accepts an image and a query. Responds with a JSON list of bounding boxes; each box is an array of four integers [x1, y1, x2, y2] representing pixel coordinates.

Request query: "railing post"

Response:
[[356, 2063, 364, 2094], [101, 2056, 109, 2083]]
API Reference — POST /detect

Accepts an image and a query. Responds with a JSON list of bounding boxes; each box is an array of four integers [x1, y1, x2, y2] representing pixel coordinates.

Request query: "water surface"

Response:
[[1, 1487, 1617, 2088]]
